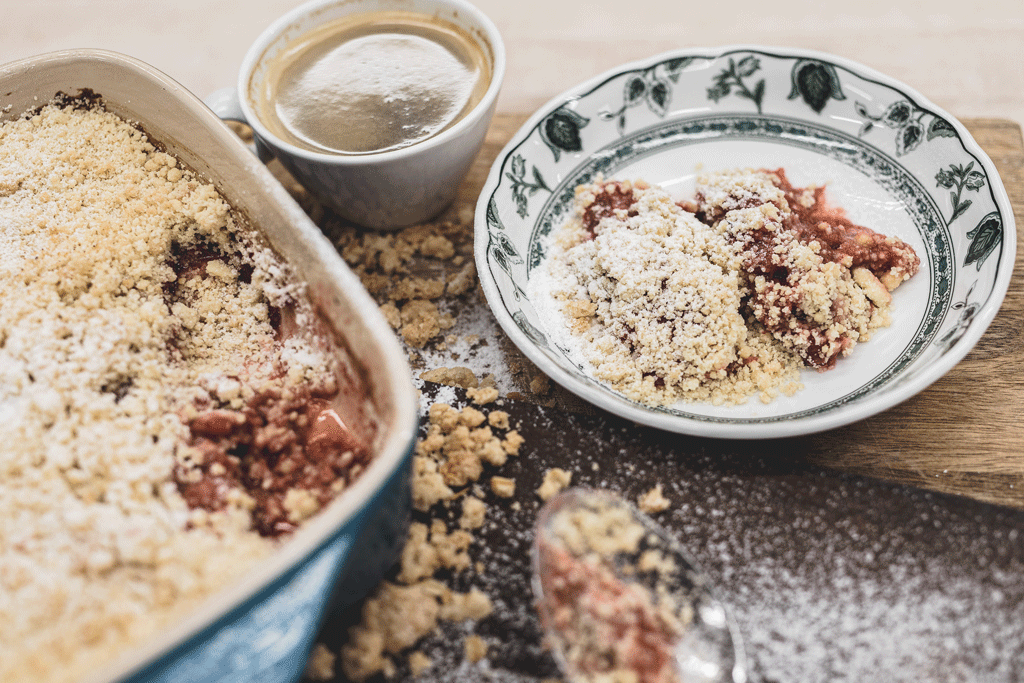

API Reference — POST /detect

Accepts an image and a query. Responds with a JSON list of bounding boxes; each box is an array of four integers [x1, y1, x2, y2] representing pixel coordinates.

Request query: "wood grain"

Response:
[[465, 114, 1024, 509]]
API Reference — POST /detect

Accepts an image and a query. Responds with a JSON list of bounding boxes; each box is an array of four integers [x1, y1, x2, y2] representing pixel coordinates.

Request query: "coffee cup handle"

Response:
[[205, 87, 274, 163]]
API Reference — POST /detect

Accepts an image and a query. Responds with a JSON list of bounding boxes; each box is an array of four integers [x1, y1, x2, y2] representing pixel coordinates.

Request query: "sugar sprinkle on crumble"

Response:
[[0, 100, 366, 683], [531, 169, 919, 407]]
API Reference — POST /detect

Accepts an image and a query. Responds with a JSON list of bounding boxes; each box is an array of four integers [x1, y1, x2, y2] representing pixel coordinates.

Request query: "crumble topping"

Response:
[[464, 634, 489, 663], [537, 467, 573, 501], [535, 493, 690, 683], [536, 169, 919, 406], [407, 650, 433, 676], [338, 395, 525, 682], [305, 642, 338, 681], [0, 100, 373, 683], [695, 168, 920, 369], [638, 485, 672, 515], [491, 475, 517, 498]]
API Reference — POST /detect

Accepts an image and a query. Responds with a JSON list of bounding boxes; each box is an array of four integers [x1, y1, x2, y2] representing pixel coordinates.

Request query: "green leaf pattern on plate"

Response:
[[788, 59, 846, 113], [854, 98, 959, 157], [937, 282, 980, 351], [936, 161, 986, 224], [539, 106, 589, 161], [965, 212, 1002, 270], [505, 154, 552, 218], [486, 196, 506, 232], [599, 65, 677, 133], [707, 55, 766, 113]]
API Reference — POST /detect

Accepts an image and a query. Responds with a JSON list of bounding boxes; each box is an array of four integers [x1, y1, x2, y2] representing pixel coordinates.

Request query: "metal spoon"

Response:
[[531, 487, 746, 683]]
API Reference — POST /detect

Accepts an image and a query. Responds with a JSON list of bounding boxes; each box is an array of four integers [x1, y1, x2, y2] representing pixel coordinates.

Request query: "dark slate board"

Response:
[[312, 384, 1024, 683]]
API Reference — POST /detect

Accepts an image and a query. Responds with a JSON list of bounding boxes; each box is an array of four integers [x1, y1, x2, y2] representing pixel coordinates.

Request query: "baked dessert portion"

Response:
[[693, 168, 920, 369], [538, 168, 919, 406], [0, 98, 376, 682], [538, 179, 804, 407]]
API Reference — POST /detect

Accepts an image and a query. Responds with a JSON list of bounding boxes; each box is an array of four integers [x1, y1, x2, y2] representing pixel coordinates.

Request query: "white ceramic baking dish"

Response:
[[0, 49, 418, 683]]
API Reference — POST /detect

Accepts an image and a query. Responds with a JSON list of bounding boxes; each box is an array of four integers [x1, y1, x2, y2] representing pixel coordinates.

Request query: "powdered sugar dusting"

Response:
[[334, 386, 1024, 683]]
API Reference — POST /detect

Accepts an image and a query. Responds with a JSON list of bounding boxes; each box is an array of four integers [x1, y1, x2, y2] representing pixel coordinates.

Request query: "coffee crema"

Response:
[[255, 10, 491, 155]]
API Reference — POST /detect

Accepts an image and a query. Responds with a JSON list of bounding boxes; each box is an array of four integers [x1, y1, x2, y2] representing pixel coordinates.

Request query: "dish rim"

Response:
[[0, 48, 419, 682], [474, 43, 1017, 439]]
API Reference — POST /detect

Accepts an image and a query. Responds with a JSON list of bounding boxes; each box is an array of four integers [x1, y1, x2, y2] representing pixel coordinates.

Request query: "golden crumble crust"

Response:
[[537, 169, 919, 407], [0, 102, 363, 683]]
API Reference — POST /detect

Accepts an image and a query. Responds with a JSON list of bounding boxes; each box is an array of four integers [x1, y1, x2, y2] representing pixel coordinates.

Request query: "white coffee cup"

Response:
[[206, 0, 505, 230]]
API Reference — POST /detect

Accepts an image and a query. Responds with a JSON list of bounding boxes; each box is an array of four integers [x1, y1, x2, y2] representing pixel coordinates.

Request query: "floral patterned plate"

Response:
[[474, 46, 1016, 439]]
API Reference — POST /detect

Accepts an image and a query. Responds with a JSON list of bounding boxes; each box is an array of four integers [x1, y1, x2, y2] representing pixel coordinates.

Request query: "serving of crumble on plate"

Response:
[[475, 45, 1015, 438], [533, 168, 921, 409]]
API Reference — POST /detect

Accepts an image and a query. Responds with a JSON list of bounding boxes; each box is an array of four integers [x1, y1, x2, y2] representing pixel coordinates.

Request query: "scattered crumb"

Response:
[[637, 549, 677, 575], [502, 430, 525, 456], [464, 634, 488, 663], [396, 522, 439, 585], [441, 587, 493, 621], [637, 485, 671, 514], [400, 300, 443, 348], [430, 520, 473, 572], [446, 262, 477, 297], [411, 455, 454, 513], [537, 468, 573, 501], [529, 374, 552, 395], [304, 643, 337, 681], [467, 386, 500, 405], [491, 476, 517, 499], [324, 210, 485, 355], [459, 406, 487, 428], [379, 301, 401, 329], [342, 395, 518, 680], [340, 581, 444, 681], [488, 410, 511, 430], [419, 234, 455, 259], [459, 496, 488, 530], [420, 366, 479, 389], [414, 402, 522, 498], [390, 276, 445, 302], [408, 650, 432, 676]]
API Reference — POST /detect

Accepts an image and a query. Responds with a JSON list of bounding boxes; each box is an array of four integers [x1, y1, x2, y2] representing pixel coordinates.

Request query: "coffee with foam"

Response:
[[254, 10, 491, 155]]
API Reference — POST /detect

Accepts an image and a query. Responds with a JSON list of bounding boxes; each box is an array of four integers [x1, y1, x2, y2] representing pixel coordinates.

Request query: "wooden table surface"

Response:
[[453, 113, 1024, 509], [6, 1, 1024, 128]]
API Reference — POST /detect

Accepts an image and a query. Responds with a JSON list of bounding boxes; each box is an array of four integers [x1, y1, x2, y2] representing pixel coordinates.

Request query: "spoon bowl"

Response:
[[531, 488, 746, 683]]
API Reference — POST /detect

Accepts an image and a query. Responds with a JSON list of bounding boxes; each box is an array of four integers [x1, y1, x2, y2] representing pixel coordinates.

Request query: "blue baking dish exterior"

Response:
[[122, 451, 413, 683]]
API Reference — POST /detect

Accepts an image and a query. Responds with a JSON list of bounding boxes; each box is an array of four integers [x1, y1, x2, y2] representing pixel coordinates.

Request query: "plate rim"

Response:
[[474, 43, 1017, 439]]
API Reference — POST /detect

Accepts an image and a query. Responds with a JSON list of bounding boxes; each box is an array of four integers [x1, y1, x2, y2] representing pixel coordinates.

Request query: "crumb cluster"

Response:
[[0, 101, 367, 683], [327, 214, 475, 350], [334, 386, 525, 681], [288, 169, 554, 400], [638, 485, 671, 514], [696, 169, 919, 369], [536, 169, 919, 407], [537, 468, 573, 501], [536, 494, 690, 683]]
